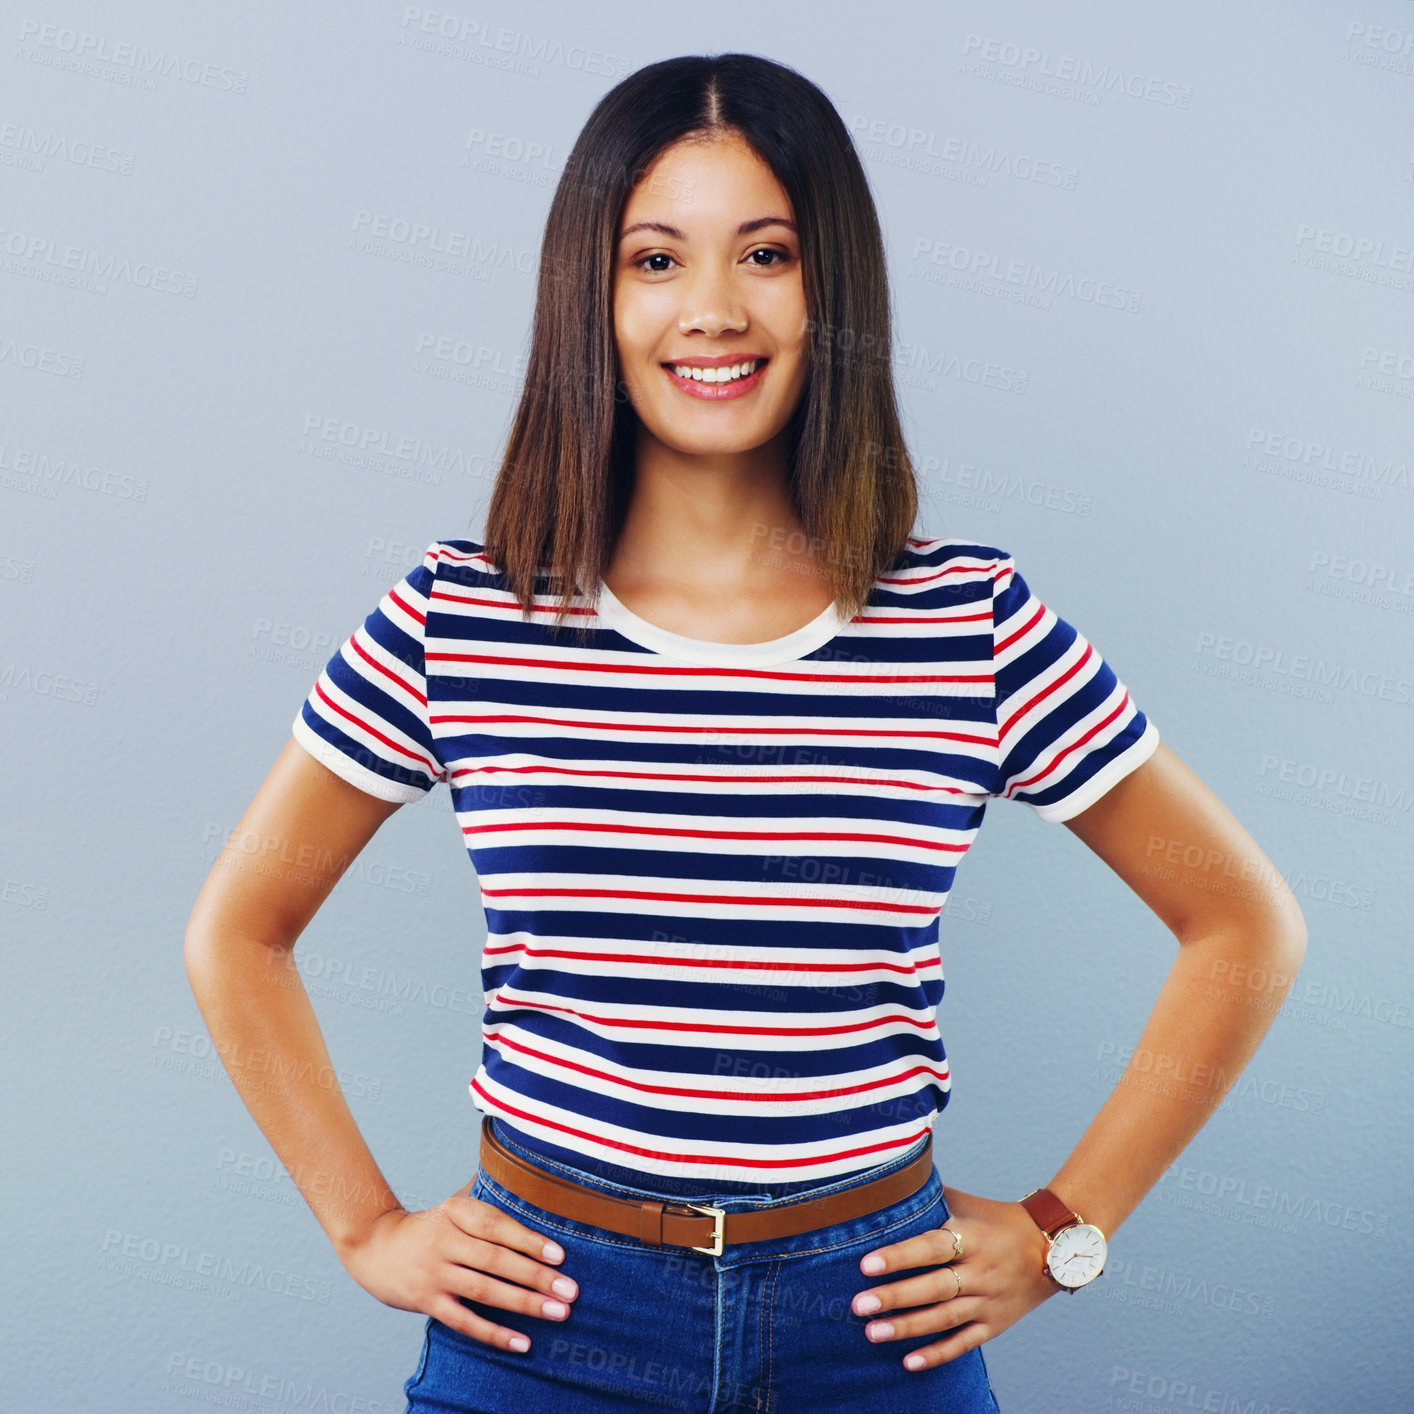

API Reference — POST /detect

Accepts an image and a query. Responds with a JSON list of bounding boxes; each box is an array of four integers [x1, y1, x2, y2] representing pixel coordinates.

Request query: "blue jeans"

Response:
[[403, 1120, 1002, 1413]]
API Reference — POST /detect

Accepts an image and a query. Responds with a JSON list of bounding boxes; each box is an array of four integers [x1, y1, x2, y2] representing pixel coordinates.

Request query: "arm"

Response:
[[849, 741, 1308, 1369], [184, 737, 406, 1256], [1041, 739, 1307, 1239], [184, 738, 578, 1351]]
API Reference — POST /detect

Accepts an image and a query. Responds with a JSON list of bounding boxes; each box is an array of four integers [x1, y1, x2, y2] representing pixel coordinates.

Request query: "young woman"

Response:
[[186, 53, 1307, 1414]]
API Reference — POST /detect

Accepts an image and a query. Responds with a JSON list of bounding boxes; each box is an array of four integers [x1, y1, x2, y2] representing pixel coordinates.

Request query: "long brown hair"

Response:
[[480, 52, 920, 645]]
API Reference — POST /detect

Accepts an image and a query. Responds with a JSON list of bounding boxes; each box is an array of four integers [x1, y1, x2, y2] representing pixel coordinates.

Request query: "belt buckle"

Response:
[[683, 1201, 726, 1257]]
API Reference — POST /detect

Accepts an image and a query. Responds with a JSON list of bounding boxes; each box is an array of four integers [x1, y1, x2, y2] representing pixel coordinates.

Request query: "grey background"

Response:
[[3, 3, 1411, 1411]]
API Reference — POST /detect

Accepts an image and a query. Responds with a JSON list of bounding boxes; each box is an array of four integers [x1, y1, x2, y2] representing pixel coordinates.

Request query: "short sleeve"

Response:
[[290, 541, 449, 803], [990, 553, 1159, 822]]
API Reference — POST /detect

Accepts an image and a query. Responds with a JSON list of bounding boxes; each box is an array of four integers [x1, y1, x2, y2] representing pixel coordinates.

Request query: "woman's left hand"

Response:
[[851, 1186, 1061, 1370]]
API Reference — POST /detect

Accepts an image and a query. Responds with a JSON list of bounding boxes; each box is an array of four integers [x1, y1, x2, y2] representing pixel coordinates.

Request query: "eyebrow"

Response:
[[618, 216, 797, 241]]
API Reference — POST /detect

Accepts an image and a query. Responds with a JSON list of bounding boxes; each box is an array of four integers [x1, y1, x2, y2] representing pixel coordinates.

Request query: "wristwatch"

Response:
[[1019, 1187, 1107, 1292]]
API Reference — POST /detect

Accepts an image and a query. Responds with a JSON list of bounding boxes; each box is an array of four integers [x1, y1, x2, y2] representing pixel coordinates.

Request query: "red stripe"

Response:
[[429, 590, 592, 619], [468, 1080, 936, 1172], [484, 993, 939, 1037], [311, 679, 440, 776], [854, 610, 991, 625], [431, 710, 992, 746], [999, 641, 1094, 739], [875, 559, 1002, 588], [1007, 691, 1132, 798], [347, 631, 426, 707], [387, 584, 426, 627], [465, 820, 969, 854], [482, 1030, 949, 1104], [481, 940, 940, 978], [478, 884, 938, 915], [994, 599, 1046, 657], [426, 649, 989, 686], [431, 587, 991, 629], [447, 762, 975, 796]]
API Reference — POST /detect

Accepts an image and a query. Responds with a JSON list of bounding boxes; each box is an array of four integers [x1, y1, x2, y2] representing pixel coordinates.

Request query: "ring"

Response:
[[940, 1226, 964, 1260], [950, 1267, 963, 1300]]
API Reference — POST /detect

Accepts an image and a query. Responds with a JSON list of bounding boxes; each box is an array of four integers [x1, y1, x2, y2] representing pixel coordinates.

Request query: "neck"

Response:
[[608, 423, 810, 593]]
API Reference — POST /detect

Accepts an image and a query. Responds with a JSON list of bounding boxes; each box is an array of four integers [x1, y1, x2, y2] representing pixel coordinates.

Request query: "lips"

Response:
[[660, 357, 770, 400], [662, 356, 769, 381]]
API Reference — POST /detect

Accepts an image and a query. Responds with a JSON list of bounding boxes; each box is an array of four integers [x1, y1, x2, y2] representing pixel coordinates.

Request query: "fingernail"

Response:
[[861, 1255, 885, 1274], [509, 1336, 530, 1352], [542, 1299, 569, 1319], [855, 1294, 881, 1315], [542, 1241, 564, 1261], [904, 1353, 925, 1371], [867, 1321, 894, 1341], [552, 1277, 577, 1299]]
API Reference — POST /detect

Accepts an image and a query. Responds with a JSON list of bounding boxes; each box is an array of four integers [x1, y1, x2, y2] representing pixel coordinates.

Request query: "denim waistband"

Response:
[[485, 1115, 934, 1211]]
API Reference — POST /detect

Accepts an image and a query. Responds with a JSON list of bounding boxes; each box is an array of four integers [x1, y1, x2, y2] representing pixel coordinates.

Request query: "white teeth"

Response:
[[670, 359, 761, 383]]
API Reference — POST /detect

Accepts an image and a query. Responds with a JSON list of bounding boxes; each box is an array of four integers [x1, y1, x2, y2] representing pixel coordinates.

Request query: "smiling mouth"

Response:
[[662, 357, 769, 385]]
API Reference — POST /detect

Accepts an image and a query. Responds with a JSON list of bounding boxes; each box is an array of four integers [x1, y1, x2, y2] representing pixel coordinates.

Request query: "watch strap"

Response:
[[1020, 1186, 1080, 1239]]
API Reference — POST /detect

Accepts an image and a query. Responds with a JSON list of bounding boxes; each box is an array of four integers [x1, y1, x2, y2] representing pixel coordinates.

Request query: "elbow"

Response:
[[182, 919, 249, 998], [1181, 877, 1308, 1000], [1277, 892, 1308, 978], [1264, 868, 1308, 971], [1245, 881, 1309, 1001], [183, 924, 217, 999]]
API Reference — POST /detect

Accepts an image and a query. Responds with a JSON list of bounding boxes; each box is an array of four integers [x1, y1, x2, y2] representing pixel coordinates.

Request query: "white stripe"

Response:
[[470, 1074, 940, 1178]]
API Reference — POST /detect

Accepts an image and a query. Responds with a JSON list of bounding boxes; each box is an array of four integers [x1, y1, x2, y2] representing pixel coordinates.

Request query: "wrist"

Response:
[[329, 1199, 406, 1268], [1019, 1186, 1108, 1292]]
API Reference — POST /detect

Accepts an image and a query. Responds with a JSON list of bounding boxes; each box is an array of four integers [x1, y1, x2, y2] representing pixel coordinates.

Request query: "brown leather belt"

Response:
[[478, 1115, 935, 1257]]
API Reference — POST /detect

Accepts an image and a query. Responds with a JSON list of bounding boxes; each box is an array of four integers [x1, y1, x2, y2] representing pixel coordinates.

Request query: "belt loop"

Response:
[[638, 1199, 665, 1247]]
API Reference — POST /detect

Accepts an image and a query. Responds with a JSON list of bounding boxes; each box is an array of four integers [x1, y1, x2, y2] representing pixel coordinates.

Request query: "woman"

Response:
[[186, 53, 1307, 1413]]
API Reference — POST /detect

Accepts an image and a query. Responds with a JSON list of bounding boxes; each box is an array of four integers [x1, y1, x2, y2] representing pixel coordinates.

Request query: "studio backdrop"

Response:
[[3, 3, 1410, 1411]]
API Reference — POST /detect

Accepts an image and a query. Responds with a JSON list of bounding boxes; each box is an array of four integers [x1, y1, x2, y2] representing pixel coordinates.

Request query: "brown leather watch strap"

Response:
[[1020, 1186, 1080, 1239], [478, 1116, 936, 1253]]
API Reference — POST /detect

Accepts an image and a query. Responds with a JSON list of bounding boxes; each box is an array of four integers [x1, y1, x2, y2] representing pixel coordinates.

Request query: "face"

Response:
[[612, 131, 809, 461]]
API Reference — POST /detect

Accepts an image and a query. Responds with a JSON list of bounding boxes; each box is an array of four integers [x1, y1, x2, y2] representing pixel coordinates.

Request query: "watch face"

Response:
[[1047, 1223, 1107, 1288]]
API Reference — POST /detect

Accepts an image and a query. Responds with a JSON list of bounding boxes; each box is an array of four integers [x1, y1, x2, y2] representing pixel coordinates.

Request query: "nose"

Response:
[[677, 267, 748, 339]]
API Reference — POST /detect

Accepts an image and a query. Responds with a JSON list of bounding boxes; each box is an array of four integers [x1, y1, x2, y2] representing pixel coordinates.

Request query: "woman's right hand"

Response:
[[338, 1185, 580, 1352]]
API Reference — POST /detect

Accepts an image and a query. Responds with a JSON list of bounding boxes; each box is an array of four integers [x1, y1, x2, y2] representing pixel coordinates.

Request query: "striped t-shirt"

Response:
[[291, 534, 1159, 1195]]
